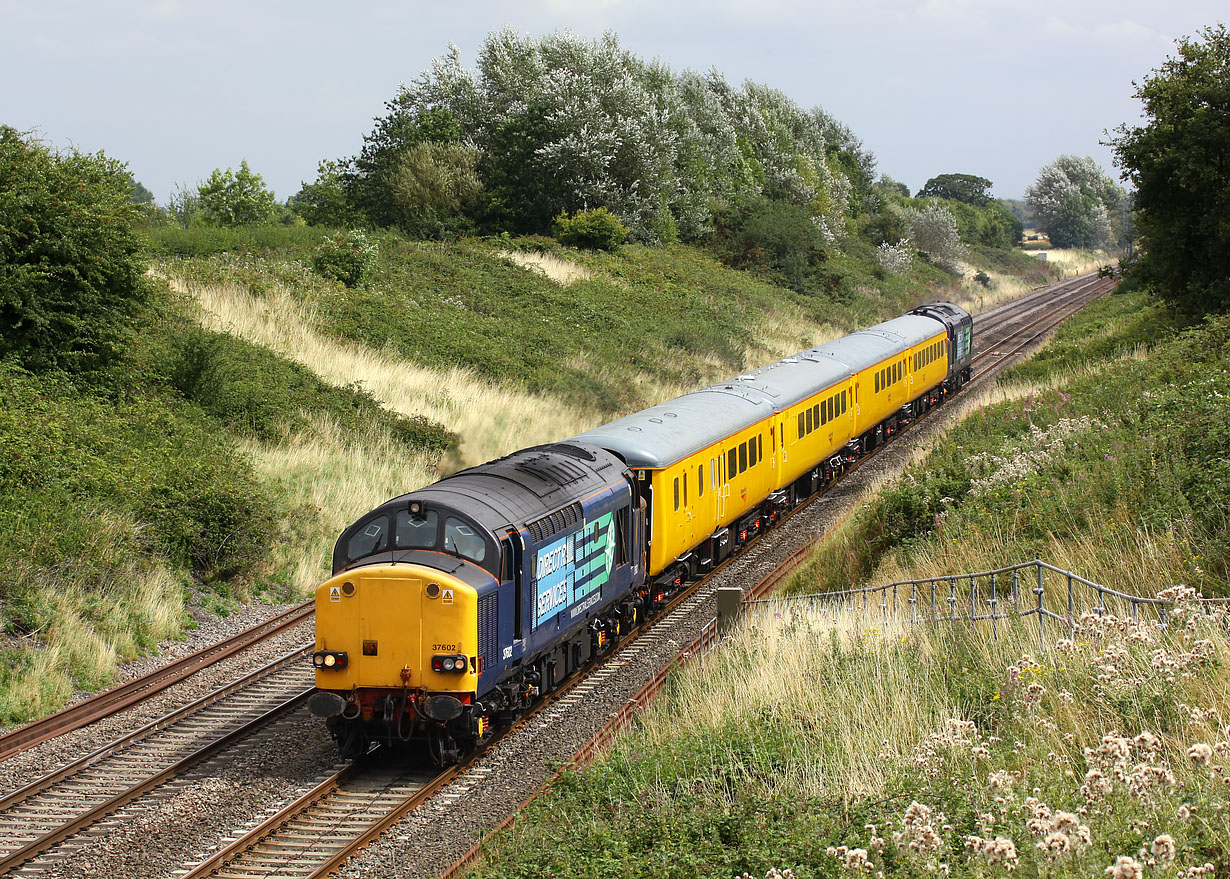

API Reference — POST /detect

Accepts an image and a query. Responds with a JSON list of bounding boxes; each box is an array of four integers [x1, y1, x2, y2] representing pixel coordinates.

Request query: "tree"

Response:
[[1110, 24, 1230, 313], [388, 141, 481, 238], [904, 202, 964, 270], [1025, 155, 1123, 249], [916, 173, 993, 206], [290, 160, 363, 227], [0, 126, 148, 372], [197, 160, 277, 226]]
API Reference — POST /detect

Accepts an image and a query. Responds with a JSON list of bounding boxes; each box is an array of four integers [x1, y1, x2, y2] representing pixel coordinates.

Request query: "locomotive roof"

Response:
[[363, 442, 625, 533]]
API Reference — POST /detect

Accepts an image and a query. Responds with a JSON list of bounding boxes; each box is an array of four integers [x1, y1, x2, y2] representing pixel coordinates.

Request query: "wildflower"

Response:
[[1188, 743, 1214, 766], [1151, 835, 1177, 862], [1106, 855, 1144, 879]]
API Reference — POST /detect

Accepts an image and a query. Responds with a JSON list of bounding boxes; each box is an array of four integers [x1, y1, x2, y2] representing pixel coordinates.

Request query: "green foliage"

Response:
[[389, 142, 481, 239], [552, 208, 629, 251], [143, 222, 326, 257], [1026, 155, 1123, 249], [197, 160, 277, 226], [347, 102, 466, 229], [0, 126, 150, 374], [312, 229, 378, 287], [140, 314, 454, 453], [1110, 24, 1230, 314], [916, 173, 993, 206], [0, 365, 271, 588], [289, 160, 363, 227], [710, 197, 830, 293]]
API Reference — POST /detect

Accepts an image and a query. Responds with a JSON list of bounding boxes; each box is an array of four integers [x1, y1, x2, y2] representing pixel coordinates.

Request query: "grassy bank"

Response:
[[459, 290, 1230, 878], [465, 602, 1230, 878]]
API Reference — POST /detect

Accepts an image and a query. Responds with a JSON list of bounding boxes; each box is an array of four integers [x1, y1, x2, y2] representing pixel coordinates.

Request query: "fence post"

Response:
[[1035, 563, 1046, 650], [969, 575, 977, 630], [716, 587, 744, 634], [990, 572, 998, 641], [1067, 573, 1075, 634], [1011, 569, 1019, 606]]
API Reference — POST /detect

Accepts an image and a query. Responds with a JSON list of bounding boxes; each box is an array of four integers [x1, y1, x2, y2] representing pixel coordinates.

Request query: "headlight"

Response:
[[431, 654, 469, 674], [312, 650, 348, 670]]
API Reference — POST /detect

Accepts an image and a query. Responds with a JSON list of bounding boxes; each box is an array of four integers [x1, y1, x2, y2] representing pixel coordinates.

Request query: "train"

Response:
[[309, 302, 973, 761]]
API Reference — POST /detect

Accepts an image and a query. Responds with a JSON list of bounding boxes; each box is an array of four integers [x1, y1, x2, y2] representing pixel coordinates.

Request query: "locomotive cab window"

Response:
[[348, 515, 389, 560], [395, 509, 438, 550], [444, 517, 486, 563]]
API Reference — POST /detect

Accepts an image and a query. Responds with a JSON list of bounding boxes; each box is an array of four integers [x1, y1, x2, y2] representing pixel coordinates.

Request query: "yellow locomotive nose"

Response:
[[313, 565, 478, 694]]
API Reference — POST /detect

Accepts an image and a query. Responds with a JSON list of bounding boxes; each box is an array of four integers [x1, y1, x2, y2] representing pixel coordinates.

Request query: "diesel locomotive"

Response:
[[310, 302, 973, 760]]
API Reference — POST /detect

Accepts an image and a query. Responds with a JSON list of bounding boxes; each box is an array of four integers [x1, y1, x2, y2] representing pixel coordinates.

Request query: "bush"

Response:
[[553, 208, 629, 251], [312, 229, 377, 287], [0, 365, 271, 583], [0, 126, 149, 373]]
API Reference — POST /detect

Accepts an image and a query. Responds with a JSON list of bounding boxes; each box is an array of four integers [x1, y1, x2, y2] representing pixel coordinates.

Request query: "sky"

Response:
[[2, 1, 1223, 204]]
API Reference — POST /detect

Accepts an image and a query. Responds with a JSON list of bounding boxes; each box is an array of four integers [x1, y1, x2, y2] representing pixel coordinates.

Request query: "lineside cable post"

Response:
[[717, 587, 744, 633]]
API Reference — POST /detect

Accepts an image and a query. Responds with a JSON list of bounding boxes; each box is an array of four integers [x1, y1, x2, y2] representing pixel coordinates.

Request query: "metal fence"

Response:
[[744, 559, 1229, 647]]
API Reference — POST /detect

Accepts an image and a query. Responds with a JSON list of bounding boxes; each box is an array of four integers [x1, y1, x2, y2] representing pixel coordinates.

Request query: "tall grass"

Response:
[[239, 415, 442, 592], [172, 277, 603, 469]]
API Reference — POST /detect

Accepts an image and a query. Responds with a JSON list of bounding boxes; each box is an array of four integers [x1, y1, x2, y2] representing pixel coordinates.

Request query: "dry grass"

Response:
[[499, 250, 595, 285], [238, 415, 442, 591], [169, 277, 603, 469], [0, 559, 184, 723]]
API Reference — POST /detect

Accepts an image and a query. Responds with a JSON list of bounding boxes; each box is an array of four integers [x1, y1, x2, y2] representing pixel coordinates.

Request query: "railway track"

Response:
[[0, 272, 1110, 879], [0, 601, 313, 763], [0, 649, 314, 876]]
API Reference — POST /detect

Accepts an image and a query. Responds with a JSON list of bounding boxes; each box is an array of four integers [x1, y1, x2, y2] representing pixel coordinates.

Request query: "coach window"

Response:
[[874, 372, 880, 393], [759, 435, 764, 460], [711, 459, 716, 491], [805, 407, 813, 434], [797, 412, 805, 439], [813, 404, 820, 427], [673, 477, 679, 511], [348, 515, 389, 560], [728, 448, 737, 481], [820, 398, 827, 426], [444, 517, 486, 563], [749, 437, 758, 468], [739, 441, 748, 473], [698, 465, 704, 498], [395, 509, 439, 550], [683, 472, 688, 506], [841, 390, 847, 413]]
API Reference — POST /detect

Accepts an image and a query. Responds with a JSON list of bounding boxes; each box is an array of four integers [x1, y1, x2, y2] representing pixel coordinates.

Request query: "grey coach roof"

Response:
[[570, 310, 954, 469]]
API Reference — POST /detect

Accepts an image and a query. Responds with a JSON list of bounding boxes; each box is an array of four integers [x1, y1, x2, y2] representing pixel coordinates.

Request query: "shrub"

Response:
[[312, 229, 377, 287], [197, 160, 277, 227], [0, 126, 149, 373], [553, 207, 629, 251], [974, 270, 991, 288]]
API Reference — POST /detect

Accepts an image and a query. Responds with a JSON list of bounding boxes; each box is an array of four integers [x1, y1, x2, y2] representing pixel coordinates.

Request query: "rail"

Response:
[[745, 559, 1229, 646]]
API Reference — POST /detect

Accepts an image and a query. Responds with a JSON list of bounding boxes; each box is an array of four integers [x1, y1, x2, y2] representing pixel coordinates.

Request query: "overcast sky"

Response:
[[2, 1, 1222, 204]]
